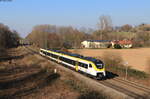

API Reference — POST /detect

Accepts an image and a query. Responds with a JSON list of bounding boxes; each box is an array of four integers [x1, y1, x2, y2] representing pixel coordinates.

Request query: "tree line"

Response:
[[0, 23, 20, 50], [26, 15, 150, 49], [26, 25, 91, 49]]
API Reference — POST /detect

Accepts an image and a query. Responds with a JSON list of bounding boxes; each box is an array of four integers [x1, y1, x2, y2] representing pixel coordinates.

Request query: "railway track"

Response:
[[98, 78, 150, 99], [26, 46, 150, 99], [113, 78, 150, 93]]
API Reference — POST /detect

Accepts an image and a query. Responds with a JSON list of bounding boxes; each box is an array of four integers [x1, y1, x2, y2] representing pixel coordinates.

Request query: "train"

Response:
[[39, 48, 106, 79]]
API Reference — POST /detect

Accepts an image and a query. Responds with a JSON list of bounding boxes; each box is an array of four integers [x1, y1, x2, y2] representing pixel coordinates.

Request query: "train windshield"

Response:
[[95, 61, 104, 69]]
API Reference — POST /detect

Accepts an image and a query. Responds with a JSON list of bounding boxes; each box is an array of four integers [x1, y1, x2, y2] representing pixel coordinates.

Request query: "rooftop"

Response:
[[84, 40, 111, 42]]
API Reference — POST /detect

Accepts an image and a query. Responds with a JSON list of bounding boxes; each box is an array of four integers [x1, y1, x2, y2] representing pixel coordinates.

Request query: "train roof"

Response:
[[46, 49, 102, 63]]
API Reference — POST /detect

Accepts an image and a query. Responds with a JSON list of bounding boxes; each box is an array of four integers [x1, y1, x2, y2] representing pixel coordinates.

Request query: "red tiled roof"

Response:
[[112, 40, 132, 45]]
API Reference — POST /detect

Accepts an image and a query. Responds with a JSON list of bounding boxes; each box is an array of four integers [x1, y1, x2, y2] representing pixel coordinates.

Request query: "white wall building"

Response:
[[81, 40, 111, 48]]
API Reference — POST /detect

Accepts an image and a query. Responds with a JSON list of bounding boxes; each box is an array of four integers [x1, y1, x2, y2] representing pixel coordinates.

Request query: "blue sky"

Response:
[[0, 0, 150, 37]]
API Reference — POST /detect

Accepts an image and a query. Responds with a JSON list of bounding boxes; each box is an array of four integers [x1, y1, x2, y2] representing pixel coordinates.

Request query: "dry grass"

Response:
[[64, 74, 109, 99], [102, 52, 123, 69], [0, 46, 80, 99], [147, 58, 150, 74]]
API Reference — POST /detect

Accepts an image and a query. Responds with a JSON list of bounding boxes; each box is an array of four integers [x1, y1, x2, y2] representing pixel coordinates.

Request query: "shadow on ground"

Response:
[[103, 71, 119, 80], [0, 65, 60, 99], [0, 52, 34, 62]]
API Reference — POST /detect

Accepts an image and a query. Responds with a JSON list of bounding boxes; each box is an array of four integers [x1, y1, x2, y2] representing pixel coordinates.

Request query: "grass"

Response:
[[65, 78, 88, 93], [78, 90, 109, 99], [107, 66, 149, 79], [64, 74, 109, 99]]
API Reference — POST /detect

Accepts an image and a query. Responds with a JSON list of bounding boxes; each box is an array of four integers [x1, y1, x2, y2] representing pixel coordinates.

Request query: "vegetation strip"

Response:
[[113, 78, 150, 92], [99, 81, 144, 98]]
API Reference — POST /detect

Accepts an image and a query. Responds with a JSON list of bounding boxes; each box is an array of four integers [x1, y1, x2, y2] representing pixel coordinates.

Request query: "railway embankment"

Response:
[[29, 46, 150, 99], [0, 46, 111, 99], [1, 46, 149, 99], [28, 46, 136, 99]]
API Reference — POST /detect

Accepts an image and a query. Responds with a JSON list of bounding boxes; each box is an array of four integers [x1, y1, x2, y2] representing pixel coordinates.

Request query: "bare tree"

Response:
[[97, 15, 113, 40], [26, 25, 85, 49], [120, 24, 132, 32], [97, 15, 113, 31]]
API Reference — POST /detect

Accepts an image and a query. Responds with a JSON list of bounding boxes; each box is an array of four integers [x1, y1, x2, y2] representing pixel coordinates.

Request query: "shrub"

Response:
[[65, 79, 87, 93], [117, 66, 149, 79], [114, 44, 122, 49], [134, 32, 150, 47], [65, 75, 109, 99], [127, 68, 148, 79], [102, 52, 123, 71], [78, 90, 108, 99]]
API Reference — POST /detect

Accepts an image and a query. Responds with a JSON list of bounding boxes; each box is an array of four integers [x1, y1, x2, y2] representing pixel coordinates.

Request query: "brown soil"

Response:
[[70, 48, 150, 73]]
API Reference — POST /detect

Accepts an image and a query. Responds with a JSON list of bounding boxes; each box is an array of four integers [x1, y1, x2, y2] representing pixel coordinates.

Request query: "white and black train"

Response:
[[40, 48, 106, 78]]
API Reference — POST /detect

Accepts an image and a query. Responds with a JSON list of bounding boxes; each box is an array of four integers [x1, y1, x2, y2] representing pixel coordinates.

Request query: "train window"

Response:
[[51, 54, 57, 58], [60, 57, 62, 60], [72, 60, 76, 65], [78, 62, 88, 69], [89, 64, 92, 68], [61, 57, 68, 63], [45, 52, 48, 55], [84, 64, 88, 68], [63, 57, 67, 62], [52, 54, 54, 57], [63, 57, 66, 62], [47, 53, 51, 56], [60, 56, 75, 66], [78, 62, 82, 67], [43, 51, 46, 55]]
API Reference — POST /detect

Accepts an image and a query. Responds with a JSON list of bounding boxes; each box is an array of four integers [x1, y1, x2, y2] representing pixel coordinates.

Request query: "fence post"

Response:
[[124, 61, 128, 80]]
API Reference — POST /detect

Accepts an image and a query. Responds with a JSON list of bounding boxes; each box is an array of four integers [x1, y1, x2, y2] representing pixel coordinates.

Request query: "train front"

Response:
[[94, 59, 106, 78]]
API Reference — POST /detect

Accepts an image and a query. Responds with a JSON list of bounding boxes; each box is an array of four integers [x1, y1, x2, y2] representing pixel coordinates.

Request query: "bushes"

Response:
[[102, 52, 123, 71], [127, 68, 148, 79], [78, 90, 109, 99], [134, 32, 150, 47], [0, 23, 20, 49], [65, 79, 87, 93], [116, 66, 149, 79], [114, 44, 122, 49], [65, 76, 109, 99]]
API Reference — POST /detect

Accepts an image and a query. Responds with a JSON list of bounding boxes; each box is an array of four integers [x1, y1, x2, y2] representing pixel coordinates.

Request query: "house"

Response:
[[111, 40, 133, 48], [81, 39, 133, 49], [81, 40, 111, 48]]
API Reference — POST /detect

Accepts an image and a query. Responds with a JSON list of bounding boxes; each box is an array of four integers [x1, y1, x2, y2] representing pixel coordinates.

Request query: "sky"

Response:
[[0, 0, 150, 37]]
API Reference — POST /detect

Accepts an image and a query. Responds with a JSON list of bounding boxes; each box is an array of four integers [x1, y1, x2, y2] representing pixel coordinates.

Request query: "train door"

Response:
[[75, 61, 79, 71], [87, 64, 94, 75], [78, 62, 88, 73], [57, 56, 60, 63]]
